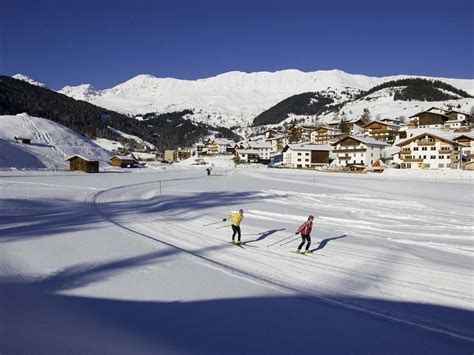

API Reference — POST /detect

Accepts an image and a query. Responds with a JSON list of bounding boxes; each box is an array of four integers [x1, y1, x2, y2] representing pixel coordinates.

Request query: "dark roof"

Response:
[[445, 110, 472, 118], [409, 111, 450, 119]]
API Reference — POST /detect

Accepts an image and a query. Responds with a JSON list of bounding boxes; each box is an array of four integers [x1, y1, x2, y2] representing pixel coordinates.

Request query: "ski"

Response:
[[290, 251, 313, 256], [228, 242, 245, 249]]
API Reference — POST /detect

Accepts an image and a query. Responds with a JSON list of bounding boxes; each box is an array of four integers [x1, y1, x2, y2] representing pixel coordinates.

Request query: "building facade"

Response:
[[331, 136, 388, 167], [282, 144, 330, 168], [395, 132, 463, 169]]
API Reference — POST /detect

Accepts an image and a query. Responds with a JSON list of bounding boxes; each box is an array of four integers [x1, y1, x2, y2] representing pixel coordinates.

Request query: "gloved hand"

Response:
[[295, 231, 299, 235], [223, 218, 227, 222]]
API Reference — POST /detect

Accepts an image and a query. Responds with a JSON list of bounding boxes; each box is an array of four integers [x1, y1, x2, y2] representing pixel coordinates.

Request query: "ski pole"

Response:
[[266, 233, 297, 248], [203, 220, 226, 227], [280, 235, 301, 247], [216, 225, 228, 229]]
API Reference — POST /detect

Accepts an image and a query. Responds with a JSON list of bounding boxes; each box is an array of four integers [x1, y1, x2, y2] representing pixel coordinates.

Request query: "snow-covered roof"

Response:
[[212, 138, 235, 145], [65, 154, 96, 162], [111, 155, 137, 161], [396, 132, 462, 147], [249, 140, 272, 149], [332, 135, 389, 147], [283, 144, 331, 152], [365, 120, 400, 128]]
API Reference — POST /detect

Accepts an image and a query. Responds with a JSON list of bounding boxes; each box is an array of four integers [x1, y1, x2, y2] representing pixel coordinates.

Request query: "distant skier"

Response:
[[295, 215, 314, 254], [223, 209, 244, 244], [206, 167, 212, 176]]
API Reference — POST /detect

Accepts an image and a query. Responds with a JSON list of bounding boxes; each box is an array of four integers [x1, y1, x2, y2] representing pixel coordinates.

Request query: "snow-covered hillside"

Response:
[[319, 88, 474, 124], [0, 114, 113, 170], [56, 69, 474, 128]]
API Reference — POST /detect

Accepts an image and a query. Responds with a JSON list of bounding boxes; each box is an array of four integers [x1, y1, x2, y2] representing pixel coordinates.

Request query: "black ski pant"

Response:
[[231, 225, 241, 242], [298, 234, 311, 251]]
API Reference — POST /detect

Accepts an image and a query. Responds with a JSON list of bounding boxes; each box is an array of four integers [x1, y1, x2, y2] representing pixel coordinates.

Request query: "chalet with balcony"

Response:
[[310, 126, 342, 144], [326, 118, 366, 135], [331, 135, 388, 168], [410, 109, 450, 129], [207, 138, 236, 155], [364, 120, 400, 143], [282, 144, 331, 168], [265, 134, 289, 153], [445, 110, 471, 121], [395, 132, 464, 169], [235, 149, 260, 163], [248, 140, 273, 161], [453, 133, 474, 164]]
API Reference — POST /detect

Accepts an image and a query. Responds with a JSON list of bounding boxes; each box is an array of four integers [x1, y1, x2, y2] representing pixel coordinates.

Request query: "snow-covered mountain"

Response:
[[56, 69, 474, 128], [12, 74, 47, 88], [0, 113, 113, 170]]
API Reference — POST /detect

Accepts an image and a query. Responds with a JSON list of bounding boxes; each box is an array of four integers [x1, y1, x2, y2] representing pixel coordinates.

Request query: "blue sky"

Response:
[[1, 0, 472, 89]]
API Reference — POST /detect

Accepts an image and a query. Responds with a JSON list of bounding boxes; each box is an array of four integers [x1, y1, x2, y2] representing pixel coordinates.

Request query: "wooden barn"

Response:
[[110, 155, 139, 168], [66, 155, 99, 173]]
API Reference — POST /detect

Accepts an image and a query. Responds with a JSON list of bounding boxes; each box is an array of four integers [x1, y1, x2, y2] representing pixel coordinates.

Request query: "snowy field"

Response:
[[1, 163, 473, 354]]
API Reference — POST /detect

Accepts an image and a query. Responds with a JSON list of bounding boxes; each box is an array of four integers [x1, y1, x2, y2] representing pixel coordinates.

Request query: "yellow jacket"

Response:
[[226, 212, 244, 226]]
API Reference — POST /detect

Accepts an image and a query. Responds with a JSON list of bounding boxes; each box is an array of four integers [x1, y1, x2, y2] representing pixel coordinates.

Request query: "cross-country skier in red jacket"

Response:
[[295, 215, 314, 254]]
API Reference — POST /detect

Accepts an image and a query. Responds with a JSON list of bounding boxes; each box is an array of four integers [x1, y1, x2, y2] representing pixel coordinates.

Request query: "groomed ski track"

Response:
[[90, 167, 474, 344]]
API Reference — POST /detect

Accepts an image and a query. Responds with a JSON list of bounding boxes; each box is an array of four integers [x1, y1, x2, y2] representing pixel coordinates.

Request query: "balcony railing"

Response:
[[418, 140, 435, 146], [402, 158, 423, 162]]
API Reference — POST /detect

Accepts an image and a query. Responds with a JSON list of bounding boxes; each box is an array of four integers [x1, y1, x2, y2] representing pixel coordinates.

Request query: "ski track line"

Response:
[[242, 170, 473, 208], [89, 178, 474, 344], [0, 180, 105, 191], [93, 178, 471, 304]]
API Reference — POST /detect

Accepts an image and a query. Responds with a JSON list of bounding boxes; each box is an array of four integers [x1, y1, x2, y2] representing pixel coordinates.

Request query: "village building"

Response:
[[395, 132, 464, 169], [110, 155, 139, 168], [248, 140, 273, 161], [66, 155, 99, 173], [207, 138, 235, 155], [235, 149, 260, 163], [310, 126, 342, 145], [363, 120, 400, 143], [281, 144, 331, 168], [444, 119, 468, 130], [265, 134, 289, 153], [452, 133, 474, 164], [410, 109, 451, 129], [445, 110, 471, 121], [285, 125, 315, 143], [331, 135, 388, 168], [326, 118, 366, 135], [131, 152, 158, 161], [164, 150, 178, 163]]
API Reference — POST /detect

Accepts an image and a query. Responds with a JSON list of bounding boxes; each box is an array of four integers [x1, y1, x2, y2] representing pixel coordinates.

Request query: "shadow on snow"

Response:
[[1, 276, 472, 355]]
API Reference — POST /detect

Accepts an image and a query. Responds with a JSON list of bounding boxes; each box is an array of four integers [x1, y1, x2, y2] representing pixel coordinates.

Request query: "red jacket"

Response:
[[297, 220, 313, 236]]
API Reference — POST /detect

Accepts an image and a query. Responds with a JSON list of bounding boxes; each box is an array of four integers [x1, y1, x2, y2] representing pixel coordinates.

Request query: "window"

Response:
[[431, 155, 436, 159], [371, 153, 373, 157], [422, 147, 427, 151], [423, 155, 427, 159], [431, 147, 436, 151], [360, 160, 363, 164], [297, 152, 301, 156], [438, 163, 444, 168], [297, 158, 301, 162], [413, 147, 419, 151], [305, 152, 309, 156]]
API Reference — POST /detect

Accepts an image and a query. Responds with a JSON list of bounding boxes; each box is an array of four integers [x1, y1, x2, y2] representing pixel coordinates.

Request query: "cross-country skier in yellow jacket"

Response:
[[223, 209, 244, 244]]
